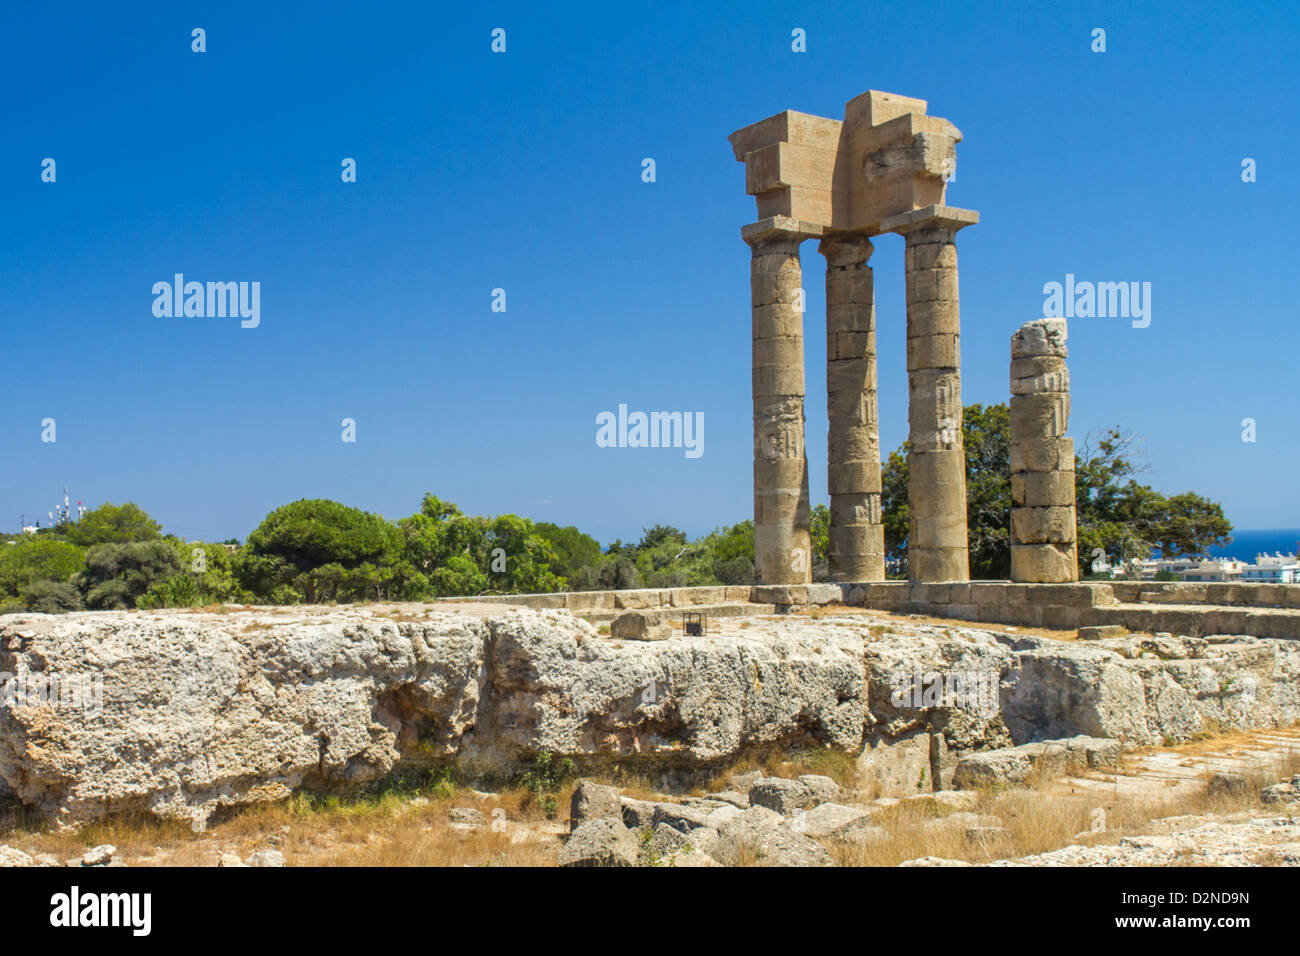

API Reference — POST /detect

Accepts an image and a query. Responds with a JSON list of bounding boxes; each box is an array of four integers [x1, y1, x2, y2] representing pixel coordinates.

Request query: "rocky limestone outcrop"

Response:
[[0, 608, 865, 828], [952, 735, 1119, 788], [998, 632, 1300, 747], [2, 607, 1296, 829]]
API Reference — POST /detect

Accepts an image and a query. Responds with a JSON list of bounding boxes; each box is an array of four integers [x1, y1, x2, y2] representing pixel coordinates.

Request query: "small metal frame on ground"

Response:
[[682, 612, 707, 636]]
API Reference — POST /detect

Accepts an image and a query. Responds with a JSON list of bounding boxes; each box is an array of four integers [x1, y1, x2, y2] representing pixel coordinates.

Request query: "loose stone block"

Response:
[[1077, 624, 1128, 641], [610, 611, 672, 642]]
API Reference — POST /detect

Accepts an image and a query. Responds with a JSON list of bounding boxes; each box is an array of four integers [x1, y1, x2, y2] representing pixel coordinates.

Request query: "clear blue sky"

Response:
[[3, 1, 1297, 545]]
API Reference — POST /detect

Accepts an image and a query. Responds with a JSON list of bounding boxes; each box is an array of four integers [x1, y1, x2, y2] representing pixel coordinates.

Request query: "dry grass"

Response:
[[1, 781, 566, 867], [694, 747, 863, 796], [4, 754, 1292, 866], [831, 762, 1296, 866], [3, 723, 1294, 867], [1150, 726, 1300, 760]]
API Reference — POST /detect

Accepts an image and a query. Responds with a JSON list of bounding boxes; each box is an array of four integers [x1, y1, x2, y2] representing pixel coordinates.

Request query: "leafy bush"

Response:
[[75, 541, 183, 610], [137, 573, 203, 609], [0, 537, 85, 600], [21, 580, 84, 613]]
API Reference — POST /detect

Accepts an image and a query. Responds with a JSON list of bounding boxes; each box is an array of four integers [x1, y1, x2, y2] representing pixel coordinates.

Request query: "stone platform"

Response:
[[439, 581, 1300, 641]]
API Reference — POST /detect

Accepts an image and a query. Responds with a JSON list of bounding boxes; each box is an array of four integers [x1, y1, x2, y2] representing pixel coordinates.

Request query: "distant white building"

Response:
[[1092, 553, 1290, 583], [1240, 552, 1300, 584], [1176, 558, 1246, 582]]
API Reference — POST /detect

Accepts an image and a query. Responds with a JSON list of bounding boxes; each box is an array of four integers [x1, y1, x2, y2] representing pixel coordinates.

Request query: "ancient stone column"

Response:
[[820, 234, 884, 582], [748, 224, 812, 584], [901, 219, 970, 582], [1010, 319, 1078, 582]]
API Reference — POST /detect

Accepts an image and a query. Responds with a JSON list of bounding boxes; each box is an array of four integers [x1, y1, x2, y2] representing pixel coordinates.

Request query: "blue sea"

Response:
[[1207, 529, 1300, 561]]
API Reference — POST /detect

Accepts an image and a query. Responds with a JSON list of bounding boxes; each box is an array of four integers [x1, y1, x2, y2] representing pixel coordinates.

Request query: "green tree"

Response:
[[533, 523, 602, 584], [882, 414, 1232, 580], [183, 541, 241, 603], [598, 545, 643, 590], [75, 541, 183, 609], [137, 573, 203, 609], [638, 524, 687, 551], [881, 447, 911, 577], [962, 403, 1013, 579], [238, 499, 419, 602], [485, 514, 564, 594], [1076, 428, 1230, 571], [21, 579, 84, 613], [430, 554, 487, 596], [706, 520, 754, 585], [810, 504, 830, 568], [0, 537, 85, 599], [63, 502, 162, 547], [138, 541, 244, 608], [397, 493, 490, 597]]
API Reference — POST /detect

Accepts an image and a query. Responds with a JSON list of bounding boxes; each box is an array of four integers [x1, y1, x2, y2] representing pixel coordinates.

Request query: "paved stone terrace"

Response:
[[437, 581, 1300, 640]]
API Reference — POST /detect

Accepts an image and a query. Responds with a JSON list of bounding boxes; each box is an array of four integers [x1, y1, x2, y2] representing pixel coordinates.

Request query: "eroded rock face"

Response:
[[0, 609, 489, 829], [0, 608, 866, 828], [860, 625, 1015, 793], [998, 633, 1300, 747], [1, 608, 1295, 829]]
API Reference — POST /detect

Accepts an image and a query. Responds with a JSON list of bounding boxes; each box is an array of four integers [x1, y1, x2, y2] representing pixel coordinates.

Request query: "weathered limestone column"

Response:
[[820, 235, 884, 582], [747, 223, 811, 585], [900, 217, 971, 582], [1009, 319, 1078, 582]]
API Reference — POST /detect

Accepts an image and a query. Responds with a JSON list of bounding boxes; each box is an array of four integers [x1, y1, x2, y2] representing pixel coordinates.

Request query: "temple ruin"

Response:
[[730, 90, 978, 585]]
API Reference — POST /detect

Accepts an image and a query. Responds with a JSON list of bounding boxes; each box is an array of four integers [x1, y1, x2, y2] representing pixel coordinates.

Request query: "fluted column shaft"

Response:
[[820, 235, 884, 582], [749, 229, 811, 584], [903, 223, 969, 582]]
